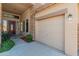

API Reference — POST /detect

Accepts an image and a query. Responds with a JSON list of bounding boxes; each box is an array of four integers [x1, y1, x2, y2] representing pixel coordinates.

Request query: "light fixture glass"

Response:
[[68, 14, 72, 21]]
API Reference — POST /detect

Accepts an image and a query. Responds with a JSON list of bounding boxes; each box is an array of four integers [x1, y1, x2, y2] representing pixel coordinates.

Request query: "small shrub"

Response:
[[2, 32, 10, 41], [0, 39, 15, 53], [25, 34, 33, 42]]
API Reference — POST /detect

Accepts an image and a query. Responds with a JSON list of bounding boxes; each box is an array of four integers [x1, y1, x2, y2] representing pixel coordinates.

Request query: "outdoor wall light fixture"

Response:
[[68, 14, 73, 21]]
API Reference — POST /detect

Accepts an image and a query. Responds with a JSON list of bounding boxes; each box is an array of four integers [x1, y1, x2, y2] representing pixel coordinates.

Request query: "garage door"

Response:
[[35, 15, 65, 51]]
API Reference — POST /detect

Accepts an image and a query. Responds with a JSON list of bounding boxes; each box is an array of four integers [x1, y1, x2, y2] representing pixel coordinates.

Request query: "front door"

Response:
[[8, 21, 16, 36]]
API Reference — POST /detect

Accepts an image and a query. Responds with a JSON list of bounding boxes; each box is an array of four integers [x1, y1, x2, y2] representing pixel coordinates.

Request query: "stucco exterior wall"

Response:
[[35, 3, 78, 56], [65, 4, 78, 56], [21, 7, 35, 40], [21, 8, 31, 33]]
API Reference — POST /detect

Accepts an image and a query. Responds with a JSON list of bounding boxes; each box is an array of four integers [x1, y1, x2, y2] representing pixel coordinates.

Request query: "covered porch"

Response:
[[0, 3, 79, 56]]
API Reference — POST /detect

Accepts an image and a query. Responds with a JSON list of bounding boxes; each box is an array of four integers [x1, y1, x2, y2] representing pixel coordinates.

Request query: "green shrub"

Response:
[[0, 39, 15, 53], [25, 34, 33, 42], [2, 32, 10, 41]]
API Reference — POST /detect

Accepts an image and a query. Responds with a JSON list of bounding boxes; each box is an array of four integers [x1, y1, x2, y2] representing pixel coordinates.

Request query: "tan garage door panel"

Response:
[[35, 15, 65, 51]]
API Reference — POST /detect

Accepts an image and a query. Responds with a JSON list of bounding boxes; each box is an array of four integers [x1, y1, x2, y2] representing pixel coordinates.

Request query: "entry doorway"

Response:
[[8, 20, 16, 36], [2, 20, 16, 36]]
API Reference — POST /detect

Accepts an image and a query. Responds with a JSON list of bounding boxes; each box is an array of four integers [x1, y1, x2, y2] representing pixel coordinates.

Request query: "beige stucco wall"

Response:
[[35, 3, 78, 56], [21, 7, 35, 40], [21, 8, 31, 32], [65, 4, 78, 56]]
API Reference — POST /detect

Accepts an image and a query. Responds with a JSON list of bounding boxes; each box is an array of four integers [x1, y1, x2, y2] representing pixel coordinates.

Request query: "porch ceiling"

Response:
[[2, 3, 55, 15], [2, 3, 33, 15]]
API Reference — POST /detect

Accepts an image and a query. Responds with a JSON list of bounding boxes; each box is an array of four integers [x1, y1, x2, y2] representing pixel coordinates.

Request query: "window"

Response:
[[26, 19, 28, 32], [23, 21, 25, 32], [22, 19, 29, 32], [21, 22, 23, 32]]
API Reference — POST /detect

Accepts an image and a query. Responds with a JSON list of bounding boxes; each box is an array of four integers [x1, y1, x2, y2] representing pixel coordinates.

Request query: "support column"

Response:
[[65, 4, 78, 56]]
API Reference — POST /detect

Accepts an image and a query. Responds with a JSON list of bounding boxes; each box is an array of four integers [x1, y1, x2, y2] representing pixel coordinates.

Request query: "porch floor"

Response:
[[0, 37, 66, 56]]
